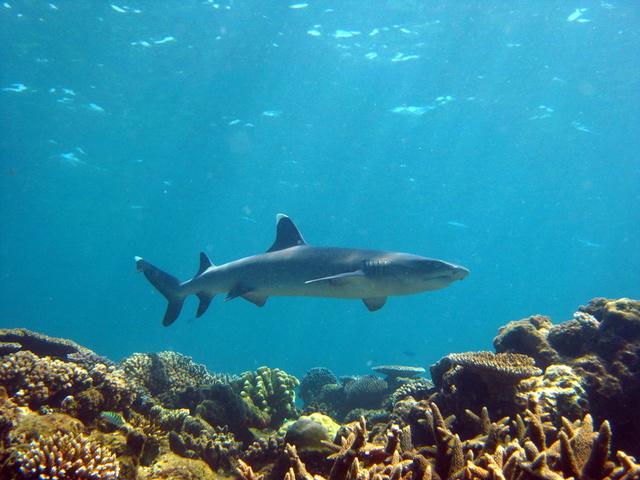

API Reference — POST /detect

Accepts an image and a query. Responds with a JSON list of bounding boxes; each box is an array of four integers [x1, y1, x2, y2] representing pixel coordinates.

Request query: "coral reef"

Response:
[[1, 296, 639, 480], [494, 297, 640, 454]]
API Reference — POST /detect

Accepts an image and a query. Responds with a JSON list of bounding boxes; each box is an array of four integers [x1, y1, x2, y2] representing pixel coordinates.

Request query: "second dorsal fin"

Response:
[[266, 214, 306, 252]]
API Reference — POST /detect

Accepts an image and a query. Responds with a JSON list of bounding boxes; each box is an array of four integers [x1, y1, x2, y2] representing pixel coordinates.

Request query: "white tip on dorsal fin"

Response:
[[266, 214, 307, 252]]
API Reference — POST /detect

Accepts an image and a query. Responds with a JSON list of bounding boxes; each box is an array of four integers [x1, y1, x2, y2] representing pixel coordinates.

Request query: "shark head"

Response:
[[364, 253, 469, 293]]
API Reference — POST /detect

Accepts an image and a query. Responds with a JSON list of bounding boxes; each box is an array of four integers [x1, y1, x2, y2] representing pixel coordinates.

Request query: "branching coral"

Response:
[[237, 402, 640, 480], [14, 430, 119, 479], [240, 366, 300, 427]]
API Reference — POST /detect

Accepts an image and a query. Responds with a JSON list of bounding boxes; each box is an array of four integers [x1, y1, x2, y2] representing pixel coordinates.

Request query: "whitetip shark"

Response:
[[136, 214, 469, 326]]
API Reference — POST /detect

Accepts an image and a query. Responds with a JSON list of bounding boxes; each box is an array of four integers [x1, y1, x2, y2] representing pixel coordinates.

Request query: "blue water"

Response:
[[1, 1, 638, 379]]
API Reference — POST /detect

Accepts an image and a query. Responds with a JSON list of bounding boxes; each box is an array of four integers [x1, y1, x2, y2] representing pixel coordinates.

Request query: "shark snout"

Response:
[[452, 266, 470, 280]]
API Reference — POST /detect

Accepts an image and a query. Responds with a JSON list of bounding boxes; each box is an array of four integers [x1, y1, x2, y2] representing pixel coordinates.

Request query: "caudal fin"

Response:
[[135, 256, 185, 326]]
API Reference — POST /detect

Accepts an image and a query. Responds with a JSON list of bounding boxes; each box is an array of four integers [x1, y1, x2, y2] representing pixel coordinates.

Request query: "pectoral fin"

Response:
[[305, 270, 366, 286], [363, 297, 386, 312]]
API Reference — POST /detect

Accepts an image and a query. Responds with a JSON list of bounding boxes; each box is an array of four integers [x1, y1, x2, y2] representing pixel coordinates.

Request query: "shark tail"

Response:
[[135, 256, 185, 326]]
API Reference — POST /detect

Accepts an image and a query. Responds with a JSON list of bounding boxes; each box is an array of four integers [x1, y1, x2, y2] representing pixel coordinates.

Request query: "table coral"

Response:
[[0, 328, 114, 368]]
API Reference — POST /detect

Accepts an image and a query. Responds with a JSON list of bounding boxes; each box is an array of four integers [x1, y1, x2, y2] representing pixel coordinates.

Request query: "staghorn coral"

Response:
[[236, 402, 640, 480], [240, 366, 300, 427], [13, 430, 119, 479]]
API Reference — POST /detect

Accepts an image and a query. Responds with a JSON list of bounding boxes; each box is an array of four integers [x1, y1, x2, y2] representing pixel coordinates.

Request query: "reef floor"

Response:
[[1, 297, 639, 480]]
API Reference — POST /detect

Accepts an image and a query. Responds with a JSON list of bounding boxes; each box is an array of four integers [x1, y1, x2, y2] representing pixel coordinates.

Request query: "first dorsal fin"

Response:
[[196, 252, 214, 276], [266, 214, 306, 252]]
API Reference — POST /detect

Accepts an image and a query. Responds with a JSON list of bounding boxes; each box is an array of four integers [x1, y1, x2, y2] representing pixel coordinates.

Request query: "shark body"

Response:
[[136, 214, 469, 326]]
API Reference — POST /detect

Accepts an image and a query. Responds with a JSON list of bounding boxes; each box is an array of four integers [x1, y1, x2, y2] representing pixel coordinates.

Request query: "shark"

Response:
[[135, 214, 469, 326]]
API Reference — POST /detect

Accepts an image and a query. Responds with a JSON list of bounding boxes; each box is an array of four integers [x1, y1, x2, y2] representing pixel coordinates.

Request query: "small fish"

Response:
[[100, 411, 125, 427], [577, 238, 602, 248], [334, 30, 360, 39], [154, 36, 176, 45], [572, 121, 592, 133], [567, 8, 587, 22], [447, 221, 469, 229], [2, 83, 27, 92], [111, 4, 127, 13], [391, 106, 431, 116], [85, 103, 105, 113], [307, 29, 321, 37], [289, 3, 308, 9], [262, 110, 282, 117]]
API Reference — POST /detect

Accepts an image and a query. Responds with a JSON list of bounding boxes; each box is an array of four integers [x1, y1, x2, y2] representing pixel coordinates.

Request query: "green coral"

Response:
[[239, 366, 299, 427]]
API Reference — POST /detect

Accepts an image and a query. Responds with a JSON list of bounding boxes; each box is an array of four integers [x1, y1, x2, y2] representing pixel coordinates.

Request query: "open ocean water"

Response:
[[0, 1, 638, 379]]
